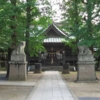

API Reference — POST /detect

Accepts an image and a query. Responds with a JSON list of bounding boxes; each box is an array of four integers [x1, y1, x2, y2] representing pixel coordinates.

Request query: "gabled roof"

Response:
[[43, 23, 67, 43], [45, 23, 67, 37]]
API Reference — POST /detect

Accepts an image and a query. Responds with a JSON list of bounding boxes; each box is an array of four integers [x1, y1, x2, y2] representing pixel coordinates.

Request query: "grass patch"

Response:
[[60, 71, 77, 82], [61, 71, 77, 76], [96, 71, 100, 74], [61, 71, 100, 82], [0, 68, 6, 71]]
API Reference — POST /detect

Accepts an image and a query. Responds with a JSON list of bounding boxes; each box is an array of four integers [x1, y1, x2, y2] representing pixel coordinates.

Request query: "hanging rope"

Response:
[[51, 56, 53, 64], [49, 47, 65, 64], [47, 47, 65, 54], [42, 47, 65, 64]]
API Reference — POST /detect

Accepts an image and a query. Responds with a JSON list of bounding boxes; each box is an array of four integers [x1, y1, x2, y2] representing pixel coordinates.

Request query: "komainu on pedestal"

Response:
[[9, 41, 27, 80], [77, 45, 97, 82]]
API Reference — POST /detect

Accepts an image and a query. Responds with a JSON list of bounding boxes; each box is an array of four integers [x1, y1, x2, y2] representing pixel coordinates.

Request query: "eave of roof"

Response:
[[43, 37, 65, 43], [52, 23, 67, 37]]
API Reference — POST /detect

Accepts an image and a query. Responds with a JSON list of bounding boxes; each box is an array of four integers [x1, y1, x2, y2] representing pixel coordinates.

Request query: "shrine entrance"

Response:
[[40, 24, 67, 69], [42, 43, 65, 67]]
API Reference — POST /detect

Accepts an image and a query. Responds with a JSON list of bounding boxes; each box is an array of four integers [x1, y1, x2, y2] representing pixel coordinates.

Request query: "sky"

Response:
[[21, 0, 63, 22], [20, 0, 100, 24], [49, 0, 63, 22], [36, 0, 64, 22]]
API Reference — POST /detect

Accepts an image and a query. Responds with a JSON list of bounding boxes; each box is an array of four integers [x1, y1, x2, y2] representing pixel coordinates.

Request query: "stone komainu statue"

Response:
[[78, 45, 92, 55], [78, 45, 94, 61], [12, 41, 26, 54]]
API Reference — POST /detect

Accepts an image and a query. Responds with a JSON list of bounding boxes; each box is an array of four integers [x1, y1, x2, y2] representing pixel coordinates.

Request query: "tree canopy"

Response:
[[0, 0, 52, 77], [60, 0, 100, 56], [1, 0, 100, 56], [0, 0, 52, 56]]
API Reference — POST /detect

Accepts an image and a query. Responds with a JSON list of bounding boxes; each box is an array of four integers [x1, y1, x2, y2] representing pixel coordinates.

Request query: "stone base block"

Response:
[[9, 62, 27, 81], [34, 70, 41, 73], [62, 70, 70, 74], [34, 63, 41, 73], [98, 67, 100, 71], [77, 61, 97, 82]]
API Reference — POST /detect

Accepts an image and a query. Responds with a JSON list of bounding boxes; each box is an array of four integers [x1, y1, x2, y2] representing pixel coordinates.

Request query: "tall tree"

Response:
[[0, 0, 52, 78], [0, 0, 26, 77], [25, 0, 52, 59], [6, 0, 19, 78], [60, 0, 100, 54]]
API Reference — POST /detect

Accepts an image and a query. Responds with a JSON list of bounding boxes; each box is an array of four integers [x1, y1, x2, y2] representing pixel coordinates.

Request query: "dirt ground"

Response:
[[62, 71, 100, 99], [0, 71, 43, 100], [0, 71, 100, 100], [0, 86, 32, 100]]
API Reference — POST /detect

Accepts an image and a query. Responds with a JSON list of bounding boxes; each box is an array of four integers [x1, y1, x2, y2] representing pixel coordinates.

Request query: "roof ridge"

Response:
[[52, 23, 67, 37]]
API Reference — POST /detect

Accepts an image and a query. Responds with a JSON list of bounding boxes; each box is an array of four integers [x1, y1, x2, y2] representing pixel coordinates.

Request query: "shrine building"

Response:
[[29, 23, 77, 70]]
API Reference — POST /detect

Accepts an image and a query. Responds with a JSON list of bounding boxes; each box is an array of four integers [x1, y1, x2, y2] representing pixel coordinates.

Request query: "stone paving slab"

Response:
[[26, 71, 77, 100]]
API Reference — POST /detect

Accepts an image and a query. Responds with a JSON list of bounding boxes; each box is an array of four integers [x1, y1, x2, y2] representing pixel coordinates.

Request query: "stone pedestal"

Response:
[[77, 61, 97, 82], [77, 45, 98, 82], [34, 63, 41, 73], [11, 54, 26, 62], [9, 62, 27, 80], [9, 41, 27, 80], [62, 63, 70, 74]]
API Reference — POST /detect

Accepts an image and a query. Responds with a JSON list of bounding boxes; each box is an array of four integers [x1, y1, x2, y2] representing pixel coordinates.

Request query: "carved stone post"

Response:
[[62, 51, 65, 64], [38, 51, 42, 63], [62, 63, 70, 74], [9, 41, 27, 80], [34, 63, 42, 73]]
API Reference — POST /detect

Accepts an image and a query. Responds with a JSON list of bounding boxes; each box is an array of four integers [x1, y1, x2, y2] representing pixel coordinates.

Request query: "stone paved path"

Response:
[[26, 71, 76, 100]]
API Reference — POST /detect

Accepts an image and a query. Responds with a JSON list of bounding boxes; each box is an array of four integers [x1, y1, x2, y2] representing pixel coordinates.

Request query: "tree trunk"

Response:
[[6, 0, 17, 78], [26, 0, 31, 61], [6, 48, 12, 78], [25, 0, 32, 74]]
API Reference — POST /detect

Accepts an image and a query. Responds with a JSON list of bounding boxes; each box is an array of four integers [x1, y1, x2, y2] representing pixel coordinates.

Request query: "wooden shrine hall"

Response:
[[29, 24, 77, 70]]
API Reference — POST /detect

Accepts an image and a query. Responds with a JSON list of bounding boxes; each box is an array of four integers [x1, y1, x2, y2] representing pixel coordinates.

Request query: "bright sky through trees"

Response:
[[21, 0, 64, 22], [48, 0, 63, 22]]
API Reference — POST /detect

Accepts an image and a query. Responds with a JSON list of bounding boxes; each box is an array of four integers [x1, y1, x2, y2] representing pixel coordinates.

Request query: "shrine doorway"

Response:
[[39, 42, 66, 70]]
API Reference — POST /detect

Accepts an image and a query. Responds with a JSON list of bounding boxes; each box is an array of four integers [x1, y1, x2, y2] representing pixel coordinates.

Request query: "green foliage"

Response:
[[64, 38, 77, 54], [27, 17, 50, 56], [0, 0, 52, 56], [60, 0, 100, 54], [0, 0, 26, 50], [24, 0, 52, 57]]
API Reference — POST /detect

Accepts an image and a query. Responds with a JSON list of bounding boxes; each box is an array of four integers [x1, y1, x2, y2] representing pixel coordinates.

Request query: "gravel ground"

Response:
[[62, 71, 100, 100], [0, 71, 43, 100]]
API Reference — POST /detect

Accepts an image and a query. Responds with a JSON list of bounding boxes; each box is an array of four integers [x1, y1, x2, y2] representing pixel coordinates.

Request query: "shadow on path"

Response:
[[0, 71, 7, 81], [79, 97, 100, 100]]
